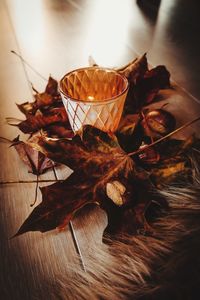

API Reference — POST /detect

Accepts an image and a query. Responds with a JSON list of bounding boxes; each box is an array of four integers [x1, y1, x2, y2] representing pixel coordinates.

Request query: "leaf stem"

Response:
[[128, 116, 200, 157]]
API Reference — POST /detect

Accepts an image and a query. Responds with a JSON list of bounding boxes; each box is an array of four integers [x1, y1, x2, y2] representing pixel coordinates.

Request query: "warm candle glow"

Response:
[[60, 67, 129, 133], [87, 96, 95, 101]]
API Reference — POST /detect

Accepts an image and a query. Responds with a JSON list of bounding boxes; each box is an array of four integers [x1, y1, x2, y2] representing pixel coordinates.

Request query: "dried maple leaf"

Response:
[[34, 92, 54, 108], [118, 53, 148, 82], [12, 77, 73, 138], [45, 76, 60, 97], [122, 59, 171, 113], [150, 158, 191, 187], [145, 136, 200, 186], [133, 65, 170, 108], [45, 124, 74, 138], [16, 102, 37, 116], [34, 76, 61, 107], [117, 114, 144, 153], [14, 172, 95, 235], [14, 125, 155, 237], [16, 107, 68, 134], [14, 119, 200, 237], [31, 125, 133, 175], [151, 136, 197, 163], [16, 76, 61, 117], [11, 136, 55, 175]]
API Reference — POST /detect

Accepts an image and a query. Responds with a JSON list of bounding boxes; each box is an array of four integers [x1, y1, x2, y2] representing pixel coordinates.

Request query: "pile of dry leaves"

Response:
[[4, 53, 200, 239]]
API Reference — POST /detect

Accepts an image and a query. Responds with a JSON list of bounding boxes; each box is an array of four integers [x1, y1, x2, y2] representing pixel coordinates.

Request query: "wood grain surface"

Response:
[[0, 0, 200, 299]]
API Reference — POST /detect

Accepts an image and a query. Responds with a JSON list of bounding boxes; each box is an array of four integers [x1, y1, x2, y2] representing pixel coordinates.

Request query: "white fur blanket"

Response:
[[40, 156, 200, 300]]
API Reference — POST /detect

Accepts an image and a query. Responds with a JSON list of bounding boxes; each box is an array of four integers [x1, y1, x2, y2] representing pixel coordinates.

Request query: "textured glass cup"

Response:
[[59, 67, 129, 133]]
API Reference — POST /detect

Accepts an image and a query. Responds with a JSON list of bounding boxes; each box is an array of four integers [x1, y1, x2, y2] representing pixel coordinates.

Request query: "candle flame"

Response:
[[87, 96, 95, 101]]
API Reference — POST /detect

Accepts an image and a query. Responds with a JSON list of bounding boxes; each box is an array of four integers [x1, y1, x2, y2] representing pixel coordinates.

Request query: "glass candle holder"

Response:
[[59, 67, 129, 133]]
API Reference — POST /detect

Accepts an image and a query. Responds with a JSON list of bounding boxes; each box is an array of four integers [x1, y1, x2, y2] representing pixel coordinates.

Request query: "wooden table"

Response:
[[0, 1, 200, 299]]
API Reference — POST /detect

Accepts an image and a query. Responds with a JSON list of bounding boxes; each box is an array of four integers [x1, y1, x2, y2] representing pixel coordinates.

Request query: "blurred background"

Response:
[[1, 0, 200, 99]]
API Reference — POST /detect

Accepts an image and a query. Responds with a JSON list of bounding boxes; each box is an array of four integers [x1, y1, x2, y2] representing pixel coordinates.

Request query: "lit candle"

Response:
[[59, 67, 129, 133]]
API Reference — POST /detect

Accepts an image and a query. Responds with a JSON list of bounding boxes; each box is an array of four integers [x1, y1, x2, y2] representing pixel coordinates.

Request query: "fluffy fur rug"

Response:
[[45, 154, 200, 300]]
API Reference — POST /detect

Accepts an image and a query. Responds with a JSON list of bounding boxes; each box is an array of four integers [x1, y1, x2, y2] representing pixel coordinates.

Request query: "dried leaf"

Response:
[[31, 126, 134, 182], [11, 136, 55, 175], [14, 172, 95, 236], [34, 76, 61, 107], [156, 136, 197, 161], [119, 53, 148, 83], [117, 114, 144, 152], [16, 77, 61, 117], [17, 107, 68, 133], [16, 102, 37, 116], [45, 76, 60, 96], [124, 65, 171, 114], [134, 65, 170, 105], [150, 158, 191, 187], [119, 53, 148, 82], [45, 124, 74, 138], [15, 125, 154, 236], [9, 58, 200, 239], [34, 92, 54, 108], [118, 114, 141, 135], [12, 76, 65, 136]]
